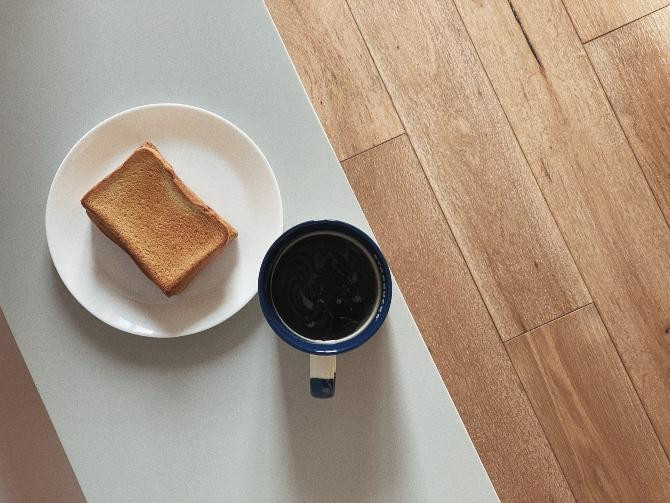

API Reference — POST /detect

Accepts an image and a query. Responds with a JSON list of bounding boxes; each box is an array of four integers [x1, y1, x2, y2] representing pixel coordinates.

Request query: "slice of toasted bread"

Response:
[[81, 142, 237, 296]]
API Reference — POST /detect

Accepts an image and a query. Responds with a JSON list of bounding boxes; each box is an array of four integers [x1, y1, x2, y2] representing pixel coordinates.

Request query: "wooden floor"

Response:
[[266, 1, 670, 500]]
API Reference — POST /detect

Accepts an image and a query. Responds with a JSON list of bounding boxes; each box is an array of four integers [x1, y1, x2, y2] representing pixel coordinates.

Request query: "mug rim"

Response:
[[258, 220, 392, 355]]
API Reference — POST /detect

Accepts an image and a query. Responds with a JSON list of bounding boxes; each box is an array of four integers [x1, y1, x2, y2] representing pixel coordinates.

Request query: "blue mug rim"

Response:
[[258, 220, 392, 355]]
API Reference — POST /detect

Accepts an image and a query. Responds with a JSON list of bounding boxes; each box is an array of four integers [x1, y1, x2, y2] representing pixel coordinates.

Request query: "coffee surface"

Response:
[[270, 233, 379, 340]]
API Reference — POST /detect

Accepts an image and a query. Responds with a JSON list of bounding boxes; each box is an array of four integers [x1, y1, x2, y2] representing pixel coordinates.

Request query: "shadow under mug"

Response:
[[258, 220, 392, 398]]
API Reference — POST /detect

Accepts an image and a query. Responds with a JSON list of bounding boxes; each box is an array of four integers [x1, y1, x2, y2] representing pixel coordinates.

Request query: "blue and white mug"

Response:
[[258, 220, 392, 398]]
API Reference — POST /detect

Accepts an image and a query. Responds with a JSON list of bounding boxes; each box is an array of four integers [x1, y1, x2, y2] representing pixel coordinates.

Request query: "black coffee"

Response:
[[269, 232, 380, 341]]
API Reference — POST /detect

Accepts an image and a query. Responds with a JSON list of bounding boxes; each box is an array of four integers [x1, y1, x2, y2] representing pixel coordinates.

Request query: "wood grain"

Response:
[[587, 7, 670, 225], [507, 305, 670, 501], [265, 0, 403, 160], [347, 0, 590, 340], [342, 135, 574, 502], [454, 0, 670, 455], [562, 0, 668, 42]]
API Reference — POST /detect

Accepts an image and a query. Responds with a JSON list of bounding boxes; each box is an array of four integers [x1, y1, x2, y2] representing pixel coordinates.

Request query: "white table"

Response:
[[0, 2, 497, 501]]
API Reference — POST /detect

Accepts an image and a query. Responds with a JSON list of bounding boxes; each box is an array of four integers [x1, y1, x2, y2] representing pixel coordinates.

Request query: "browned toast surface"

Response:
[[81, 142, 237, 296]]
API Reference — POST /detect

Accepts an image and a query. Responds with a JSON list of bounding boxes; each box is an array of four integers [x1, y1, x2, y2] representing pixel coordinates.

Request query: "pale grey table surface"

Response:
[[0, 1, 497, 501]]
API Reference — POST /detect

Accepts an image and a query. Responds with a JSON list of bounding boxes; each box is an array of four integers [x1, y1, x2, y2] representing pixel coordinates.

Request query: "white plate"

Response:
[[46, 104, 283, 337]]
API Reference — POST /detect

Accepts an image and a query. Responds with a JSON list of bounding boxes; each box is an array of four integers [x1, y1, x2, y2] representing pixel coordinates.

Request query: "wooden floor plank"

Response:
[[347, 0, 590, 340], [562, 0, 668, 42], [454, 0, 670, 455], [586, 7, 670, 225], [506, 305, 670, 501], [265, 0, 403, 161], [342, 135, 575, 502]]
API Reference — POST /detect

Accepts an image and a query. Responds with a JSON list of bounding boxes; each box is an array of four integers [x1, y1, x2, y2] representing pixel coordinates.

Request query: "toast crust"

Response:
[[81, 142, 237, 296]]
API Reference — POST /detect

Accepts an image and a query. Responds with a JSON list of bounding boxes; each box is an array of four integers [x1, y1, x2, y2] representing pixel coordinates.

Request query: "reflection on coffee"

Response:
[[269, 232, 381, 341]]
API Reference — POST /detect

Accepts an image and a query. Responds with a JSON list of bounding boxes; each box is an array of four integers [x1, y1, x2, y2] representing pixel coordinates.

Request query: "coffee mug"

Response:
[[258, 220, 392, 398]]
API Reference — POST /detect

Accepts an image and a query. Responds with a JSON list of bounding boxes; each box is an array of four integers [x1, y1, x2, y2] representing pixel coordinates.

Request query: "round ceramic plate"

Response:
[[46, 104, 283, 337]]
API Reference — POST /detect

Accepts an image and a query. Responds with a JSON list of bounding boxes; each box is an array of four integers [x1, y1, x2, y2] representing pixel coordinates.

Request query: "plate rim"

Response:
[[45, 102, 283, 338]]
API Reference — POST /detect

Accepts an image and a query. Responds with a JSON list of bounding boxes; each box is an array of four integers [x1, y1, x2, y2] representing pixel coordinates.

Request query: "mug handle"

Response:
[[310, 355, 336, 398]]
